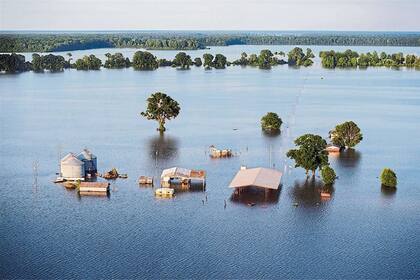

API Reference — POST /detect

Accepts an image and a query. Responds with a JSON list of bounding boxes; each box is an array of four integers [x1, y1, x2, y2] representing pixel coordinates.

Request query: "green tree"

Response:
[[287, 134, 328, 176], [194, 57, 202, 67], [74, 54, 102, 70], [380, 168, 397, 188], [257, 49, 275, 69], [203, 53, 214, 68], [104, 52, 130, 68], [31, 53, 43, 72], [330, 121, 363, 148], [140, 92, 180, 132], [288, 47, 314, 66], [321, 166, 337, 185], [132, 51, 158, 70], [213, 54, 227, 69], [173, 52, 192, 69], [261, 112, 282, 132]]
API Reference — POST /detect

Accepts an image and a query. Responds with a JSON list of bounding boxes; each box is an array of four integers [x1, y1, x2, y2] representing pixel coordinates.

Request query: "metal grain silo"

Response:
[[77, 149, 97, 175], [60, 153, 85, 180]]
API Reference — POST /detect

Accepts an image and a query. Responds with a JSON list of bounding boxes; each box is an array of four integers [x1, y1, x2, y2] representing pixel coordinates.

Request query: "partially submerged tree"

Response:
[[321, 166, 337, 185], [194, 57, 202, 67], [141, 92, 180, 132], [330, 121, 363, 148], [203, 53, 214, 68], [261, 112, 282, 132], [132, 51, 158, 70], [380, 168, 397, 188], [173, 52, 192, 69], [287, 134, 328, 176]]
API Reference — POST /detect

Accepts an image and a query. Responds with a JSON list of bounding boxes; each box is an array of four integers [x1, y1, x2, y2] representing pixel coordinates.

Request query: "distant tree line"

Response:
[[320, 50, 420, 68], [1, 49, 419, 73], [1, 32, 420, 52]]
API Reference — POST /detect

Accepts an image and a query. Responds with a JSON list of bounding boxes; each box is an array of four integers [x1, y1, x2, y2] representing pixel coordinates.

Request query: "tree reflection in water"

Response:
[[290, 177, 335, 208], [336, 148, 361, 168], [381, 185, 397, 198], [147, 133, 179, 165]]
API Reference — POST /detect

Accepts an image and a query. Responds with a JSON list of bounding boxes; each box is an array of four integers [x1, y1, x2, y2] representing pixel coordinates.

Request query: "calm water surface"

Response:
[[1, 46, 420, 279]]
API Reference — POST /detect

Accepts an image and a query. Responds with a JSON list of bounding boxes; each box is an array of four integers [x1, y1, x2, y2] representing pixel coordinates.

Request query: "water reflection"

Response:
[[336, 149, 361, 168], [147, 133, 179, 164], [290, 178, 334, 208], [230, 186, 281, 206], [381, 185, 397, 198], [262, 130, 281, 138]]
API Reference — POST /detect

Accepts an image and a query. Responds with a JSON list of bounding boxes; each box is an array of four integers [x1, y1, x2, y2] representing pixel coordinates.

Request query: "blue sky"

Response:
[[1, 0, 419, 31]]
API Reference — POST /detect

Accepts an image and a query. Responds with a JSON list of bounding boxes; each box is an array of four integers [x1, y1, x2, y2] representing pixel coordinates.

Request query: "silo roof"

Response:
[[77, 149, 96, 161], [61, 153, 84, 166]]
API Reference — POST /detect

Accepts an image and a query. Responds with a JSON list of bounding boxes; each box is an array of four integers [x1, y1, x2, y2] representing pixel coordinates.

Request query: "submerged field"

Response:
[[0, 45, 420, 278]]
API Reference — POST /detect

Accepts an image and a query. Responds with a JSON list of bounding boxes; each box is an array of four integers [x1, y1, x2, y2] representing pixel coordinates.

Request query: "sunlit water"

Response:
[[1, 45, 420, 279]]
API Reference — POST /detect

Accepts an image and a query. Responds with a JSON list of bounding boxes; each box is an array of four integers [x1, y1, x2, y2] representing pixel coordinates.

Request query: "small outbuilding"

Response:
[[161, 167, 206, 186], [77, 149, 97, 175], [229, 167, 282, 196], [60, 153, 85, 181]]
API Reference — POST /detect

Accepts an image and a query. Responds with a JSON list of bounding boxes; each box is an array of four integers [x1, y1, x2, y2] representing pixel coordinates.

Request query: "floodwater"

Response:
[[1, 45, 420, 279]]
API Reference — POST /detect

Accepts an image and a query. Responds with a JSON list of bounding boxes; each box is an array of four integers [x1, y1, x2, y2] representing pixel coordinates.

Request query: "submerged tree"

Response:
[[132, 51, 158, 70], [380, 168, 397, 188], [287, 134, 328, 176], [74, 54, 102, 70], [330, 121, 363, 149], [194, 57, 202, 67], [203, 53, 214, 68], [173, 52, 192, 69], [141, 92, 180, 132], [321, 166, 337, 185], [261, 112, 282, 132], [213, 54, 227, 69]]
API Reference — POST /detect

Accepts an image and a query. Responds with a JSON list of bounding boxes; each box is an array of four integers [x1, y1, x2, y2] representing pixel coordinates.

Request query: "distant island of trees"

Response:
[[1, 31, 420, 52], [1, 48, 419, 73]]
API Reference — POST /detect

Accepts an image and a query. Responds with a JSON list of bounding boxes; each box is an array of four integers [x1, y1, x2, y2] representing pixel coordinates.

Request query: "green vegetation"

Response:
[[287, 134, 328, 176], [132, 51, 158, 70], [194, 57, 202, 67], [380, 168, 397, 188], [261, 112, 282, 132], [232, 50, 286, 68], [1, 48, 419, 74], [213, 54, 227, 69], [74, 55, 102, 70], [173, 52, 192, 69], [330, 121, 363, 149], [0, 53, 30, 73], [141, 92, 180, 132], [287, 47, 314, 66], [203, 53, 214, 69], [320, 50, 420, 68], [104, 53, 130, 68], [1, 32, 419, 53], [31, 54, 68, 72], [321, 166, 337, 185]]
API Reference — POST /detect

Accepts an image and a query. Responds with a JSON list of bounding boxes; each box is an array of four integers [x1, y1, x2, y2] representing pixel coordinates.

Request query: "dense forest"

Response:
[[1, 31, 420, 52], [1, 49, 419, 73]]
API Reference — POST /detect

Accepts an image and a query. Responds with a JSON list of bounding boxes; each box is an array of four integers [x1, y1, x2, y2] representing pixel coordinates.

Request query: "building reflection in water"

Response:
[[230, 186, 281, 206]]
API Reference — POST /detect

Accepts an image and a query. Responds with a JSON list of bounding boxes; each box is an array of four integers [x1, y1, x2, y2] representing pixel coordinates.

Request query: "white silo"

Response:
[[60, 153, 85, 180]]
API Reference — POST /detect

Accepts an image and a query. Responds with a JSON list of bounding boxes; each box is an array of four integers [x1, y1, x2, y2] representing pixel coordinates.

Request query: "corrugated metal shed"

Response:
[[229, 167, 282, 190], [77, 149, 97, 173]]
